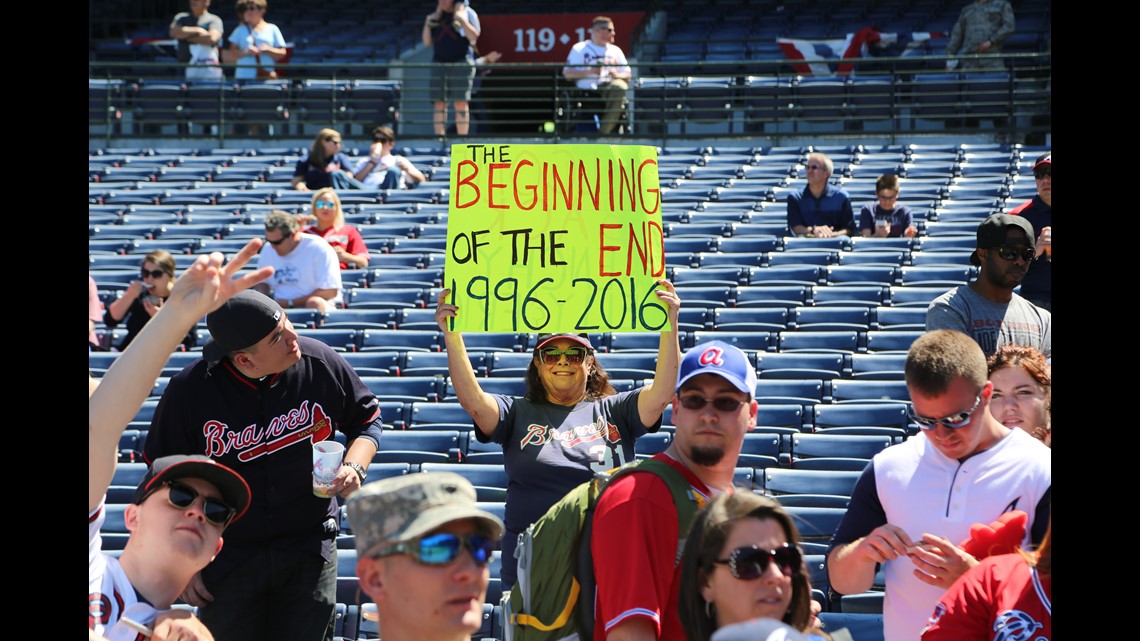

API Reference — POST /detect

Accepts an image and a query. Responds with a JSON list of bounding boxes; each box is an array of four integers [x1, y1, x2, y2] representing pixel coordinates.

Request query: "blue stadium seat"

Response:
[[791, 432, 892, 461], [792, 306, 872, 332], [776, 330, 861, 354], [756, 352, 845, 380], [359, 376, 442, 403], [406, 402, 475, 431], [357, 329, 440, 352], [811, 403, 909, 435], [340, 351, 403, 376], [863, 330, 925, 354], [374, 430, 461, 464], [403, 351, 487, 377], [419, 463, 508, 502], [709, 307, 789, 332]]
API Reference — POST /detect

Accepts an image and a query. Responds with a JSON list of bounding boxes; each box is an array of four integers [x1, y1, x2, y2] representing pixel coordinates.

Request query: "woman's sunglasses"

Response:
[[370, 532, 493, 567], [538, 347, 590, 365], [146, 480, 236, 526], [908, 393, 982, 430], [314, 201, 336, 210], [140, 268, 166, 279], [714, 542, 801, 580]]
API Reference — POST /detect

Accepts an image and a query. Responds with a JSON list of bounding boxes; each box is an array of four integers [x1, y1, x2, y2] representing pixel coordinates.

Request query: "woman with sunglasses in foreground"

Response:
[[291, 128, 370, 192], [103, 249, 195, 351], [679, 492, 831, 641], [301, 188, 370, 269], [433, 281, 682, 592]]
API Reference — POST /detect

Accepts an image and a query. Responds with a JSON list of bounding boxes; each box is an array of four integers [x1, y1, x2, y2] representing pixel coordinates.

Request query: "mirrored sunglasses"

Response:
[[908, 393, 982, 430], [314, 201, 336, 210], [371, 532, 493, 566]]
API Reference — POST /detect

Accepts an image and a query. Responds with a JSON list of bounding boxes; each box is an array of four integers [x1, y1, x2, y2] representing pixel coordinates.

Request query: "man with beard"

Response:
[[590, 340, 758, 641], [925, 214, 1050, 358]]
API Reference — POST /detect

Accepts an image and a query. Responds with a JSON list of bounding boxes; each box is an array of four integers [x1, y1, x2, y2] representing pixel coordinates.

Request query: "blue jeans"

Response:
[[330, 171, 371, 191], [199, 546, 337, 641]]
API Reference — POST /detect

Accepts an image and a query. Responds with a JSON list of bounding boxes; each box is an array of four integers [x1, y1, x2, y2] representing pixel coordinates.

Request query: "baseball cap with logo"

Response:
[[201, 289, 285, 366], [533, 332, 594, 353], [969, 213, 1036, 266], [676, 339, 757, 398], [132, 454, 252, 524], [1032, 153, 1051, 172], [346, 472, 505, 558]]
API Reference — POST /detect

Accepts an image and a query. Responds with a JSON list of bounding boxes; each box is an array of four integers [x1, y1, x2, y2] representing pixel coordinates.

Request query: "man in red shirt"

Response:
[[591, 340, 758, 641]]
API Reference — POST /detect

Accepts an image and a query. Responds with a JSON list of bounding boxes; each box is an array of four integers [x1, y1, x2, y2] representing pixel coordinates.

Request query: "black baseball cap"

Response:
[[534, 333, 593, 353], [201, 290, 285, 366], [970, 214, 1035, 266], [132, 455, 252, 524]]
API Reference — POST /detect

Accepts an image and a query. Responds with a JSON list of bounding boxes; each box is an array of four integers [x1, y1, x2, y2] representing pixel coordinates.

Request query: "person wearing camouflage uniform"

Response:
[[946, 0, 1015, 70]]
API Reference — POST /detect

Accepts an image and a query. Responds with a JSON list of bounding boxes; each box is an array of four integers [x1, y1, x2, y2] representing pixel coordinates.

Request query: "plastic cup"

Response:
[[313, 441, 345, 498]]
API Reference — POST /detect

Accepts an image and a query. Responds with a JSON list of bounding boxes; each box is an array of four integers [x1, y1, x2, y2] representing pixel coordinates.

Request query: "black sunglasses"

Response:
[[1033, 168, 1050, 179], [265, 235, 288, 246], [324, 137, 342, 144], [147, 480, 236, 526], [991, 245, 1035, 262], [373, 137, 391, 144], [714, 542, 802, 580], [139, 268, 166, 279], [908, 393, 982, 430], [678, 395, 747, 412], [371, 532, 494, 566], [538, 347, 590, 365]]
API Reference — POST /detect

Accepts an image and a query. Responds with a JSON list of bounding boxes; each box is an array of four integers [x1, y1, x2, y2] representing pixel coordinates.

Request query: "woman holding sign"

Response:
[[434, 281, 682, 591]]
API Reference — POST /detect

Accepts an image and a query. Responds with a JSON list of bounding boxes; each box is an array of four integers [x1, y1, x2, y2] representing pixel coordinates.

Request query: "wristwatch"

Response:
[[342, 461, 367, 483]]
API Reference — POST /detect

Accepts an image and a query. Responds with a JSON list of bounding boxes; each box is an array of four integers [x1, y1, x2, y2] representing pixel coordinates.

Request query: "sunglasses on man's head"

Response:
[[678, 395, 746, 412], [714, 543, 802, 580], [991, 245, 1035, 262], [908, 393, 982, 430], [371, 532, 494, 566], [140, 268, 166, 279], [147, 480, 236, 526], [538, 347, 590, 365]]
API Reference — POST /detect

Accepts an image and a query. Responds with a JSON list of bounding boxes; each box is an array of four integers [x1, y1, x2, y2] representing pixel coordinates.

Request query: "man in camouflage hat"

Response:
[[346, 472, 505, 641]]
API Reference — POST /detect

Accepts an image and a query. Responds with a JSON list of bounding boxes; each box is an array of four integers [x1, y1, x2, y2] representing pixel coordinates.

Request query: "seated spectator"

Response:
[[562, 16, 631, 135], [351, 126, 427, 190], [302, 188, 370, 269], [859, 173, 918, 238], [1007, 152, 1050, 311], [987, 345, 1050, 447], [256, 209, 343, 313], [292, 128, 369, 192], [679, 492, 829, 641], [787, 152, 856, 238], [90, 275, 104, 351], [103, 250, 195, 351]]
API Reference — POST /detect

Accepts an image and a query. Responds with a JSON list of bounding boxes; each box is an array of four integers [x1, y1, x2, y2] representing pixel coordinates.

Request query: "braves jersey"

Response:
[[592, 453, 713, 641], [829, 428, 1051, 641], [921, 553, 1050, 641], [143, 336, 383, 583], [89, 500, 161, 641]]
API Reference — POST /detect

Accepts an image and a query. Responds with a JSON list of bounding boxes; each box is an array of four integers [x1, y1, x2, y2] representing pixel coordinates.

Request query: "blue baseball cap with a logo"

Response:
[[676, 340, 757, 399]]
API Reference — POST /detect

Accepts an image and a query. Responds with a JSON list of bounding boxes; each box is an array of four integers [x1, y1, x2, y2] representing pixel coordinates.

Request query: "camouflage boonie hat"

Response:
[[346, 472, 505, 558]]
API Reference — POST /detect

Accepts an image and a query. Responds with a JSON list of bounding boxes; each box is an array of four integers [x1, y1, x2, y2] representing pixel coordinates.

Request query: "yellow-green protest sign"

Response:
[[443, 143, 667, 333]]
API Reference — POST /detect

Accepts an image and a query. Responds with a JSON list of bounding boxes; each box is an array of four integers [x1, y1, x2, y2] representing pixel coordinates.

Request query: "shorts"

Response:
[[430, 62, 476, 103]]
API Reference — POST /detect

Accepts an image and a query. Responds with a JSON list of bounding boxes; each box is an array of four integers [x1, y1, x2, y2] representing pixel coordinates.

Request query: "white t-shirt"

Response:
[[258, 234, 344, 305], [351, 153, 406, 189], [563, 41, 630, 90]]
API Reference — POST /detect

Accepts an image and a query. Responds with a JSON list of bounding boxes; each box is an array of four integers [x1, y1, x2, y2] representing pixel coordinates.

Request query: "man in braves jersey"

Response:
[[563, 16, 631, 134], [144, 286, 382, 641], [827, 329, 1050, 641], [90, 241, 271, 640], [591, 340, 758, 641]]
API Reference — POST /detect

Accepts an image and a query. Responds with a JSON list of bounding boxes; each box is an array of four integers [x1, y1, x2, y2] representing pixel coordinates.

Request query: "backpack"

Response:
[[503, 457, 703, 641]]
